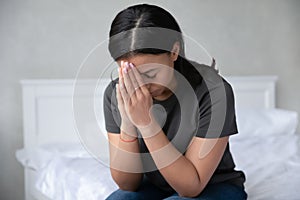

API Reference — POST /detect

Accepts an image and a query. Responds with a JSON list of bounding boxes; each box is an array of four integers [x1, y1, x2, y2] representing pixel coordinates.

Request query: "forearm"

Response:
[[140, 125, 203, 197], [109, 129, 143, 191]]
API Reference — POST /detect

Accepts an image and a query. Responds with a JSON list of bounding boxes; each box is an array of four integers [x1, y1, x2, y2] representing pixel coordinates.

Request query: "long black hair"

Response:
[[108, 4, 215, 89]]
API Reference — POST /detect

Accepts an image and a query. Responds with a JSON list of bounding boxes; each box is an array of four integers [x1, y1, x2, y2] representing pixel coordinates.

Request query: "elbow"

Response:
[[178, 184, 204, 198], [178, 190, 202, 198], [178, 174, 207, 197], [178, 190, 201, 198], [117, 183, 139, 192], [112, 176, 141, 192], [111, 171, 142, 192]]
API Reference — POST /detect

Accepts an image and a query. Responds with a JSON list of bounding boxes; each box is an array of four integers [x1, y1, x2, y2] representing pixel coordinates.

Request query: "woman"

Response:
[[103, 3, 247, 200]]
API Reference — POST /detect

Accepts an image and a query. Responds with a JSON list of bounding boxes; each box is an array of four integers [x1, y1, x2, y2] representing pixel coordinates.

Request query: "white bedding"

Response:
[[35, 156, 117, 200], [16, 108, 300, 200]]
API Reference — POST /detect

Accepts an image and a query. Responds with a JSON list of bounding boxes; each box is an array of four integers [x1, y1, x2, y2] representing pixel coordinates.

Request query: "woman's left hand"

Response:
[[119, 61, 155, 129]]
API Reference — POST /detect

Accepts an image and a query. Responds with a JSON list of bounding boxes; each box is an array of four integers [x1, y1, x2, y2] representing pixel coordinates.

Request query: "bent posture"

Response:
[[104, 4, 247, 200]]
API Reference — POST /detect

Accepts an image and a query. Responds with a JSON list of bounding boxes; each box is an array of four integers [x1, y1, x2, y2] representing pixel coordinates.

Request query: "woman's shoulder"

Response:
[[103, 78, 119, 103], [104, 78, 118, 93], [189, 60, 218, 78], [189, 61, 234, 97]]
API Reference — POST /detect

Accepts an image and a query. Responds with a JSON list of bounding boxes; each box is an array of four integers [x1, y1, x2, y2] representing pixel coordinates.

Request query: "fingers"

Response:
[[130, 63, 150, 96], [122, 62, 138, 103], [118, 62, 129, 103], [115, 83, 123, 106], [119, 60, 149, 102], [122, 62, 133, 91], [127, 63, 139, 92], [118, 61, 125, 91], [127, 63, 144, 101]]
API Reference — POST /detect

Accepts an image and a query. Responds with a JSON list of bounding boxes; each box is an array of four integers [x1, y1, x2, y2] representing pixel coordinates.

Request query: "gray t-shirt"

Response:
[[103, 64, 246, 193]]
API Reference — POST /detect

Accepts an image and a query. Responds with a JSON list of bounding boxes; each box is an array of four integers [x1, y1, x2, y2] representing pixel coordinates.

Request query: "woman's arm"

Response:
[[108, 129, 143, 191], [139, 123, 228, 197], [117, 61, 228, 196], [107, 61, 144, 191]]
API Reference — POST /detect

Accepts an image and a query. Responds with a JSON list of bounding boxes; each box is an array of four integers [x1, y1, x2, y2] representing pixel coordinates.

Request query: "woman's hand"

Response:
[[118, 61, 160, 137], [116, 62, 136, 136]]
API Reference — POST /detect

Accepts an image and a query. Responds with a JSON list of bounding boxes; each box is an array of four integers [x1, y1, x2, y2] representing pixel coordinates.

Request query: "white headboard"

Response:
[[20, 76, 278, 148], [225, 76, 277, 110]]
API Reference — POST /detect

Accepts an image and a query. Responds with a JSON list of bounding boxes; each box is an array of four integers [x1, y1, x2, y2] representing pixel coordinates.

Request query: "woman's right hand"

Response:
[[116, 61, 137, 138]]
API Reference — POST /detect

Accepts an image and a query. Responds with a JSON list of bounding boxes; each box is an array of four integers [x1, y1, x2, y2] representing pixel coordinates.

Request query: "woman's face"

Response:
[[117, 53, 177, 99]]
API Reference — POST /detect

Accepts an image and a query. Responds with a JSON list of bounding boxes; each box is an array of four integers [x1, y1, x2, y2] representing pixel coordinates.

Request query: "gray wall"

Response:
[[0, 0, 299, 199]]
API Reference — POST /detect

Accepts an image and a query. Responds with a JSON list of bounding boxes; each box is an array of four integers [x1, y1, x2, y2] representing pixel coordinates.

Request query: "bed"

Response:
[[16, 76, 300, 200]]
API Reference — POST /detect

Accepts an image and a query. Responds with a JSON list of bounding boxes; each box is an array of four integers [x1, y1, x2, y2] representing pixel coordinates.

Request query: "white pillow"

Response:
[[230, 108, 299, 170], [229, 108, 300, 196], [230, 133, 300, 197], [232, 108, 298, 141], [15, 143, 91, 171]]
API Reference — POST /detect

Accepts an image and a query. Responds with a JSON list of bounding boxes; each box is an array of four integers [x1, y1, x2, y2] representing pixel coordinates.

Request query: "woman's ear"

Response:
[[170, 42, 180, 62]]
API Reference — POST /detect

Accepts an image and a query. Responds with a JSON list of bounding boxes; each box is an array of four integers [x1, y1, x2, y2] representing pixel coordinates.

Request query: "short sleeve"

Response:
[[103, 80, 121, 133], [195, 78, 238, 138]]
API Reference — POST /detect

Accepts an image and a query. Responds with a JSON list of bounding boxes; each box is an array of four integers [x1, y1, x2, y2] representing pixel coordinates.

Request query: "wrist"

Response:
[[137, 120, 161, 138], [120, 124, 137, 138], [120, 132, 138, 142], [121, 122, 135, 132]]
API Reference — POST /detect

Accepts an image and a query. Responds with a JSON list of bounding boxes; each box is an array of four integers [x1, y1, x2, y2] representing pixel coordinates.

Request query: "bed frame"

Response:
[[19, 76, 277, 200]]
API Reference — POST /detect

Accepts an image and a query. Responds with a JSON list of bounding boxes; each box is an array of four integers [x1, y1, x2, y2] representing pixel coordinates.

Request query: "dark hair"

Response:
[[108, 4, 214, 89]]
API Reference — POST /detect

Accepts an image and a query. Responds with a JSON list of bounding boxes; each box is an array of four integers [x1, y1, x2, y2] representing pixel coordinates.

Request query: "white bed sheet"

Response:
[[31, 136, 300, 200], [16, 108, 300, 200], [231, 134, 300, 200], [35, 155, 118, 200]]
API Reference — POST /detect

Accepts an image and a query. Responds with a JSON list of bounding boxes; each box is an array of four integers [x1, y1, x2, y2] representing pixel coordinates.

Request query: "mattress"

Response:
[[16, 108, 300, 199]]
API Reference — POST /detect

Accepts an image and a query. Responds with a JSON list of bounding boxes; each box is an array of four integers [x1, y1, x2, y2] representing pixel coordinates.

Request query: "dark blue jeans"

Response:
[[106, 177, 248, 200]]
